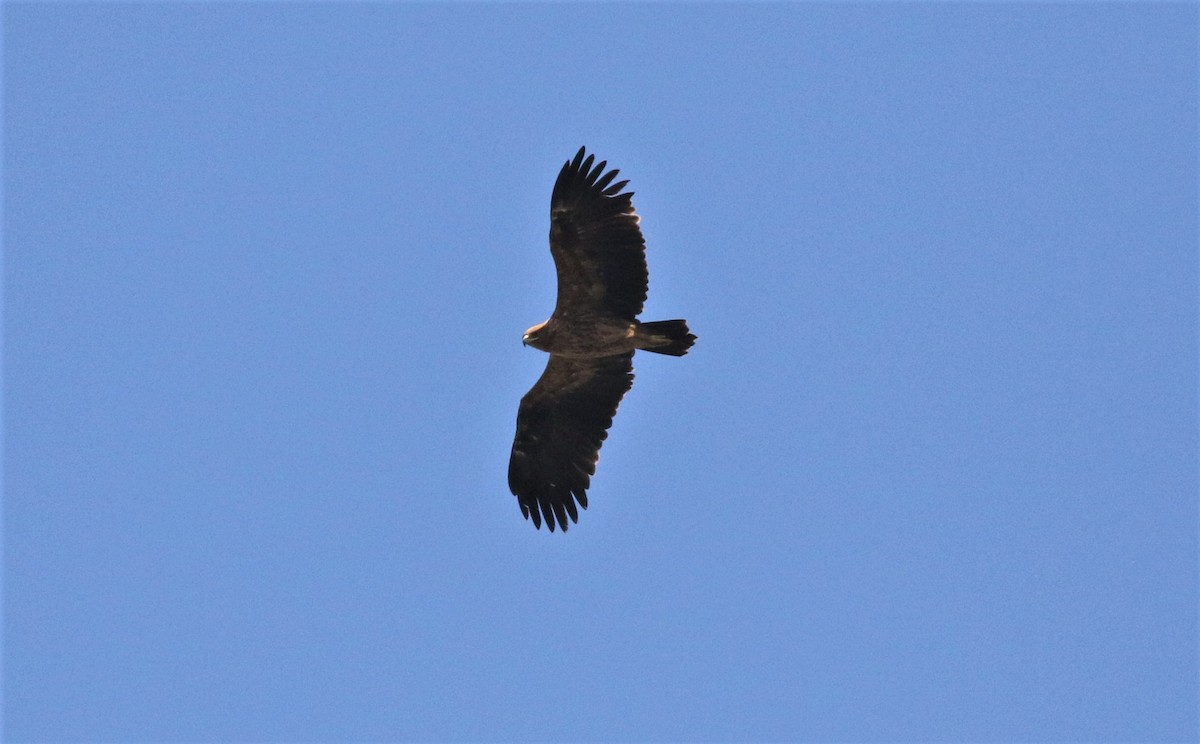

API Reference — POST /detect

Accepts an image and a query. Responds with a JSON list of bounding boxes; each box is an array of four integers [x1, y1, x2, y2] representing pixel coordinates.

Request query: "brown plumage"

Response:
[[508, 147, 696, 532]]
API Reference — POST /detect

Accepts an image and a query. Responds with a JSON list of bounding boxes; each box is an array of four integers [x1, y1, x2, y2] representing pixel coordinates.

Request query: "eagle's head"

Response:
[[522, 321, 551, 351]]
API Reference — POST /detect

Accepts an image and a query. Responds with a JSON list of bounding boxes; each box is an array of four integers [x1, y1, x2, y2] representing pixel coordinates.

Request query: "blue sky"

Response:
[[5, 3, 1196, 741]]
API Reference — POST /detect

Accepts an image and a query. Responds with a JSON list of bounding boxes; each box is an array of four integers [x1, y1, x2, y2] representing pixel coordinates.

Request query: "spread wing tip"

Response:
[[554, 146, 633, 206], [518, 494, 583, 533]]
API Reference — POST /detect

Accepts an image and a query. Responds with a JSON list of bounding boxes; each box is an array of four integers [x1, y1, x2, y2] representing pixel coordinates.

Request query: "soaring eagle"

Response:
[[508, 147, 696, 532]]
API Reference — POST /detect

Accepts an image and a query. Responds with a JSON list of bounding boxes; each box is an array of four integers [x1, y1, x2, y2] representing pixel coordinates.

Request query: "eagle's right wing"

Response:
[[508, 352, 635, 532]]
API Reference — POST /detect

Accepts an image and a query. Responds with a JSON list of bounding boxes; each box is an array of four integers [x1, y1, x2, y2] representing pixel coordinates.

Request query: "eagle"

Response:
[[508, 147, 696, 532]]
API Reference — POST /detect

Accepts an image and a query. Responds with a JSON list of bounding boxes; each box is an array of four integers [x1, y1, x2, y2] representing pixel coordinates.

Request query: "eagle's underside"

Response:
[[508, 147, 694, 532]]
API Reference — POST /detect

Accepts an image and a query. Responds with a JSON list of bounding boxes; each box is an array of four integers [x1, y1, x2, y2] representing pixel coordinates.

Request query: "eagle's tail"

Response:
[[636, 319, 697, 357]]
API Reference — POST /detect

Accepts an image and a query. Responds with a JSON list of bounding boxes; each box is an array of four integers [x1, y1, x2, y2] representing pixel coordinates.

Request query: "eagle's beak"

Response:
[[522, 334, 530, 347]]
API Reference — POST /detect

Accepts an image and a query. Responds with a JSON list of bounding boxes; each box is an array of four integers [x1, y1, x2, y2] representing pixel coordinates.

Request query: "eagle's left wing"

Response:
[[508, 352, 635, 531], [548, 147, 649, 322]]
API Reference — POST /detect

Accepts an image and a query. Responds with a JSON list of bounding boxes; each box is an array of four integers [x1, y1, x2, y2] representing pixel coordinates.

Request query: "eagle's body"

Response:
[[508, 147, 695, 532], [523, 316, 684, 358]]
